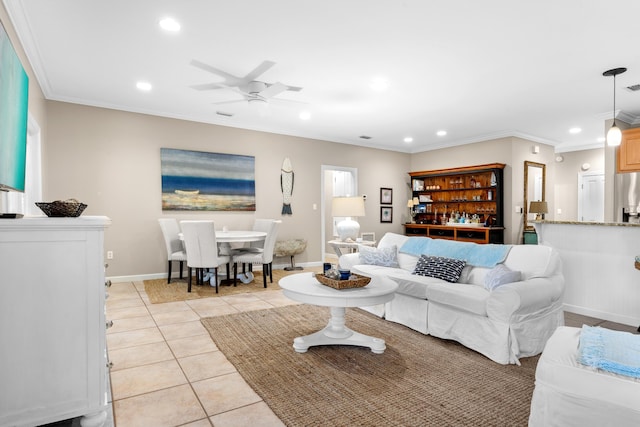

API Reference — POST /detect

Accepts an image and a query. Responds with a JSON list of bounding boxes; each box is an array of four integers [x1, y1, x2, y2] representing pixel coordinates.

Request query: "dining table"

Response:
[[178, 229, 267, 284]]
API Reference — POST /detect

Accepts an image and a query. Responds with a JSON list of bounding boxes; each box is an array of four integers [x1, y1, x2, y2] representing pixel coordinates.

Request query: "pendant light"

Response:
[[602, 67, 627, 146]]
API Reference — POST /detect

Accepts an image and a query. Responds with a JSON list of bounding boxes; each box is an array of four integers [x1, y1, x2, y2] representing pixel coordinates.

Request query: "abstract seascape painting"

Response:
[[161, 148, 255, 211]]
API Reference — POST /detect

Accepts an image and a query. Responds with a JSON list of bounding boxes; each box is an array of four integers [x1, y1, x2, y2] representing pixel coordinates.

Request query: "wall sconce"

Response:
[[529, 201, 548, 221]]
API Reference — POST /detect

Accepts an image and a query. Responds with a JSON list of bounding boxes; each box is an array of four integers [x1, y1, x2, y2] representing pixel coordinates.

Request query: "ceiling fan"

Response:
[[190, 59, 303, 107]]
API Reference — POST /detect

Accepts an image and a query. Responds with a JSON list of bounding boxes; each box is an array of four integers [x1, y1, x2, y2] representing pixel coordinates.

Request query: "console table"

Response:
[[0, 216, 112, 427]]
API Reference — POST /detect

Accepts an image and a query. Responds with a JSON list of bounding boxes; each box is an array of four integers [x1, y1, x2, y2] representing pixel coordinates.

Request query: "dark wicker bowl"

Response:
[[36, 200, 87, 217]]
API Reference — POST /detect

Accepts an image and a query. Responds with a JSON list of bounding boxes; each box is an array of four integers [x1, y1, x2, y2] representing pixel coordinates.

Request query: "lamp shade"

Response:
[[332, 196, 365, 217], [332, 196, 365, 241], [412, 197, 419, 205], [607, 124, 622, 146], [529, 201, 548, 214]]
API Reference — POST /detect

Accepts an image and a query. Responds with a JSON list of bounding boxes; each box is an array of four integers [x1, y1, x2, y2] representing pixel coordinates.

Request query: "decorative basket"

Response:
[[36, 199, 87, 217], [315, 273, 371, 290]]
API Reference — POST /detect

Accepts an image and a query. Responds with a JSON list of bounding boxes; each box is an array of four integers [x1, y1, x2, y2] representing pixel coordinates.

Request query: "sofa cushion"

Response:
[[426, 282, 490, 316], [358, 244, 399, 267], [484, 264, 521, 290], [376, 232, 415, 271], [386, 270, 448, 299], [413, 255, 466, 283]]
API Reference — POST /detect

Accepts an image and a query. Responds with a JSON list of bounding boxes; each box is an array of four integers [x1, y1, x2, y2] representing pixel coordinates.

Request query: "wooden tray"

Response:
[[315, 273, 371, 290]]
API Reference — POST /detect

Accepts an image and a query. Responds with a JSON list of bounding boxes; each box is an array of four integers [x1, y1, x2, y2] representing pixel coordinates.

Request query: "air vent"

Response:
[[626, 84, 640, 92], [216, 111, 234, 117], [359, 135, 372, 139]]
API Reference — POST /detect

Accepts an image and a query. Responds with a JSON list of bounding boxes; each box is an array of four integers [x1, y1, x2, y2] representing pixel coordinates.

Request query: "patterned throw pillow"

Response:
[[358, 245, 399, 267], [412, 255, 466, 283], [484, 264, 521, 290]]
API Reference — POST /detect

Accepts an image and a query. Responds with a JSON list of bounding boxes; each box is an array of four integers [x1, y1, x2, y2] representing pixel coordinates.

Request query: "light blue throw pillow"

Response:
[[358, 245, 399, 267], [484, 264, 521, 290]]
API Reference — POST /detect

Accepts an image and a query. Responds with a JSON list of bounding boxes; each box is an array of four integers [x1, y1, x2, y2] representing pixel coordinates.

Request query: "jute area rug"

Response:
[[201, 305, 538, 427], [144, 267, 321, 304]]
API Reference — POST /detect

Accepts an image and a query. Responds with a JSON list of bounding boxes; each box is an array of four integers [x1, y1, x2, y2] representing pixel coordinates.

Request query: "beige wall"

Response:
[[553, 148, 605, 221], [44, 102, 410, 278]]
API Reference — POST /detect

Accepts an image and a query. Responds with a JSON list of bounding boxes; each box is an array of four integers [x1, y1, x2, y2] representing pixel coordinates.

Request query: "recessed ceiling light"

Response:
[[569, 127, 582, 134], [404, 137, 413, 143], [159, 17, 181, 32], [299, 111, 311, 120], [436, 130, 447, 136], [136, 81, 152, 91], [370, 77, 389, 91]]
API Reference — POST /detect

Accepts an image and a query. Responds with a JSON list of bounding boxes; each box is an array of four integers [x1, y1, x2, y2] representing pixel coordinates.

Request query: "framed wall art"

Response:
[[160, 148, 256, 211], [380, 187, 392, 205], [380, 206, 393, 223]]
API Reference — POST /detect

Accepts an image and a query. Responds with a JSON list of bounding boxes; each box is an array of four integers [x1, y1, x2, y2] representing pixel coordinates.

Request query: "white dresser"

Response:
[[0, 216, 111, 427]]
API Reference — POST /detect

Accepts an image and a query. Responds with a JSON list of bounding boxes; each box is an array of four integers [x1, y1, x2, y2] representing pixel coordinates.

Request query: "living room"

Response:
[[1, 1, 639, 426]]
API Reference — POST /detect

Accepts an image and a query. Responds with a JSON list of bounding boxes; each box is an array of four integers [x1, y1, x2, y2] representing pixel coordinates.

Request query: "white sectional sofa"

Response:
[[339, 232, 565, 364]]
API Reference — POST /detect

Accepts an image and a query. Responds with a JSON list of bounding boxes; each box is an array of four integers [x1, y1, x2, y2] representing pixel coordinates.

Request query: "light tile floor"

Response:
[[104, 276, 639, 427], [106, 278, 299, 427]]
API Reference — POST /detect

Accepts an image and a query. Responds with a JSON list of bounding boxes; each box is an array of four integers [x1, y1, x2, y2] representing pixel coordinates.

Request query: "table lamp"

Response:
[[529, 201, 548, 220], [407, 197, 419, 223], [332, 196, 365, 241]]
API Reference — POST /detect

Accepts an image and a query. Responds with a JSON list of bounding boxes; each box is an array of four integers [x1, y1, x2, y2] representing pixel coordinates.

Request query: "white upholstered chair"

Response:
[[232, 219, 281, 286], [180, 220, 231, 293], [233, 219, 276, 254], [158, 218, 187, 283]]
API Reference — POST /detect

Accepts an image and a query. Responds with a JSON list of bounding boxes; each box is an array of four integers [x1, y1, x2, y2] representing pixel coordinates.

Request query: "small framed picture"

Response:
[[380, 206, 393, 223], [380, 187, 393, 205]]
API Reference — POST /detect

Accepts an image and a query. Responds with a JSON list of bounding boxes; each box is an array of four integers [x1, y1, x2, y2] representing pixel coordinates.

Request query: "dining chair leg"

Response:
[[187, 267, 192, 293], [262, 264, 268, 288], [269, 262, 273, 283], [179, 261, 184, 279], [213, 267, 219, 293], [167, 260, 172, 284], [233, 263, 237, 286]]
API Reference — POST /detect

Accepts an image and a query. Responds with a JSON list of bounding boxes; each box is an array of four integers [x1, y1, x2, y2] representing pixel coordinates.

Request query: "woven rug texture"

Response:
[[201, 304, 539, 427], [144, 267, 320, 304]]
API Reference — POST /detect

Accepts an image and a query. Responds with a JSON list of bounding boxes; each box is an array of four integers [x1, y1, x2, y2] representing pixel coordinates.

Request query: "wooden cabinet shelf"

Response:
[[408, 163, 505, 243], [404, 224, 505, 244]]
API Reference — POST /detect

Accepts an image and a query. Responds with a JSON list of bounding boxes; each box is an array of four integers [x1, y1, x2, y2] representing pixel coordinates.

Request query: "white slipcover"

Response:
[[340, 232, 565, 364]]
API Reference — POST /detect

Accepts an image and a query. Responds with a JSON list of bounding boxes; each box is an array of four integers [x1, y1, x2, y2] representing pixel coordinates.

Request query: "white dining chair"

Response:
[[180, 220, 231, 293], [232, 219, 281, 287], [158, 218, 187, 283], [233, 219, 276, 254]]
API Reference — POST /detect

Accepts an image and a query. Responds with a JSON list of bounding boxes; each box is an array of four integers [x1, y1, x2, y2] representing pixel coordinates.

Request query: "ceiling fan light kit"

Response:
[[603, 67, 627, 147]]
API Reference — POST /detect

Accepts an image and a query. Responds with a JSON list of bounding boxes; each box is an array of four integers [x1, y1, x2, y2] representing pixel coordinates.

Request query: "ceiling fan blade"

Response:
[[285, 85, 303, 92], [258, 81, 288, 99], [243, 60, 276, 82], [212, 99, 246, 106], [190, 83, 227, 91], [190, 59, 243, 86]]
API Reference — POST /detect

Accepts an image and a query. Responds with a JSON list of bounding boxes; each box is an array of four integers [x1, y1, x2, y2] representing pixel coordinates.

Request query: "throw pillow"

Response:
[[484, 263, 521, 290], [412, 255, 466, 283], [358, 245, 399, 267]]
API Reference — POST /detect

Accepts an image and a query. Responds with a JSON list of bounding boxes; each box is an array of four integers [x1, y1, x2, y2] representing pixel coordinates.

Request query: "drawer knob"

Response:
[[106, 320, 114, 329], [105, 280, 112, 288]]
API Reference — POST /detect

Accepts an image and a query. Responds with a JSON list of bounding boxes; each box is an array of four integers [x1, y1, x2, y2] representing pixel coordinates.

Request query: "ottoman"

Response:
[[529, 326, 640, 426]]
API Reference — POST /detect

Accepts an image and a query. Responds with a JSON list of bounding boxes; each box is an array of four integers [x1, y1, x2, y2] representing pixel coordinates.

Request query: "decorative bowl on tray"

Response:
[[36, 199, 87, 217]]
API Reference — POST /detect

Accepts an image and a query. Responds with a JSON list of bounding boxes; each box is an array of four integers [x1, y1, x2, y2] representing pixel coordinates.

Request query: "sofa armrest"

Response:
[[486, 275, 565, 322], [338, 253, 360, 269]]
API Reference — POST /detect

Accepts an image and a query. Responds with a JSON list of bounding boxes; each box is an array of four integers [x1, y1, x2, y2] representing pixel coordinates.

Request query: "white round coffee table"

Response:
[[278, 272, 397, 354]]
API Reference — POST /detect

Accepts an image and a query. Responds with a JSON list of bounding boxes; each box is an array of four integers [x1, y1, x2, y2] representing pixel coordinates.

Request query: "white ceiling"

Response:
[[4, 0, 640, 153]]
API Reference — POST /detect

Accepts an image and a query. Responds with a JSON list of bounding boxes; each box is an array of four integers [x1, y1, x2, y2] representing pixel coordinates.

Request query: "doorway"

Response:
[[320, 165, 358, 262], [578, 170, 604, 222]]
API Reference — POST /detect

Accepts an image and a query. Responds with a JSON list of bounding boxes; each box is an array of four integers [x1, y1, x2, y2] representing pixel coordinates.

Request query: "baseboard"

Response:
[[563, 303, 640, 327], [106, 261, 323, 283]]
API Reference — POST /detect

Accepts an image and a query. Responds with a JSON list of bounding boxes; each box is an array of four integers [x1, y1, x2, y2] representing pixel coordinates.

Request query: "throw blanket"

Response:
[[578, 325, 640, 379], [399, 237, 511, 268]]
